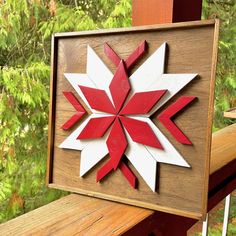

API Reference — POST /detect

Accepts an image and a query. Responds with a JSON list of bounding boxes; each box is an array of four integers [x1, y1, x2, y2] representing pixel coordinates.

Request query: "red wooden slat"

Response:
[[158, 96, 196, 145], [119, 162, 137, 188], [109, 60, 130, 113], [61, 91, 86, 130], [119, 116, 163, 149], [96, 160, 114, 182], [104, 43, 121, 67], [125, 40, 147, 69], [62, 92, 86, 112], [79, 86, 116, 114], [77, 116, 115, 139], [106, 118, 127, 170], [104, 41, 147, 71], [120, 90, 167, 115], [61, 113, 85, 130]]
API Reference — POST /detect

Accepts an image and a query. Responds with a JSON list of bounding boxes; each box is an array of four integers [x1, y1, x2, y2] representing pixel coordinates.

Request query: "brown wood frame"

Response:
[[47, 19, 219, 220]]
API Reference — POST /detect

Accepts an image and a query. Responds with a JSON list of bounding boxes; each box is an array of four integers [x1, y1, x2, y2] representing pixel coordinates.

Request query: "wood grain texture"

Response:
[[2, 122, 236, 235], [210, 123, 236, 174], [200, 17, 220, 219], [0, 194, 153, 236], [208, 124, 236, 210], [0, 194, 196, 236], [54, 19, 215, 38], [224, 107, 236, 119], [47, 20, 219, 219]]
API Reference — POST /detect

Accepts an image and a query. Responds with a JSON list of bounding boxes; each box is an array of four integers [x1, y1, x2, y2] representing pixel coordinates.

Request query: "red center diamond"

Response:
[[76, 41, 167, 188]]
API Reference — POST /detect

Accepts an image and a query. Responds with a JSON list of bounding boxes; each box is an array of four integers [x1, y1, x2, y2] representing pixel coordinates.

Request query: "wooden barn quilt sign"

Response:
[[47, 19, 219, 219]]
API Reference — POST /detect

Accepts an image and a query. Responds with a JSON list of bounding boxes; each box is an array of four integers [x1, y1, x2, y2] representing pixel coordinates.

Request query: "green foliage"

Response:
[[196, 222, 236, 236], [203, 224, 236, 236], [202, 0, 236, 129], [193, 196, 236, 236], [216, 196, 236, 234], [0, 0, 131, 223]]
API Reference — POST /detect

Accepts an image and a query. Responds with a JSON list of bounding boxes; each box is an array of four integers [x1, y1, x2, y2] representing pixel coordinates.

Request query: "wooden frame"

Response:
[[47, 19, 219, 220]]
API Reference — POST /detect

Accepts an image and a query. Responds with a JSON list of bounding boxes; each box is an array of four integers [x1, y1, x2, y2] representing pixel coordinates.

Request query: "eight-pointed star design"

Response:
[[59, 42, 197, 192]]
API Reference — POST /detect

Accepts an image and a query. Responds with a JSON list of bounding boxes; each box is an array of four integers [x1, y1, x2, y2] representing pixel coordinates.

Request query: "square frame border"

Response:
[[46, 19, 220, 220]]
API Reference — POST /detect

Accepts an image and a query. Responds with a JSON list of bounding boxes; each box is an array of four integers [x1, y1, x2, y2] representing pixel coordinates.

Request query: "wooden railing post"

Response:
[[132, 0, 203, 26]]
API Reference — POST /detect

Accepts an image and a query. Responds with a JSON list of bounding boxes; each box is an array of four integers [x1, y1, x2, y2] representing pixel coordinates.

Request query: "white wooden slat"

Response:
[[59, 114, 112, 151], [129, 73, 197, 117], [202, 213, 209, 236], [87, 45, 114, 104], [80, 134, 109, 177], [62, 43, 197, 192], [222, 194, 231, 236], [125, 130, 157, 192], [146, 73, 197, 116], [64, 73, 98, 113], [129, 42, 166, 92], [128, 42, 197, 117], [130, 116, 190, 167]]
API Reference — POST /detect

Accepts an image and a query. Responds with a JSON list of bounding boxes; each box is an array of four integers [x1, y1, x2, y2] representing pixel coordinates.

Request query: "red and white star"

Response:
[[59, 41, 197, 191]]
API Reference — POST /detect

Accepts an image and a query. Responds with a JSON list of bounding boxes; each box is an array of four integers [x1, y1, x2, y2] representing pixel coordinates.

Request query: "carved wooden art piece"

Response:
[[47, 20, 219, 219], [59, 42, 197, 191]]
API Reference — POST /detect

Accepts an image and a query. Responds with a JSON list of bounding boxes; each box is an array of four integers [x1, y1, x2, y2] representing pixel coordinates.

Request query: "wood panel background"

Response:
[[47, 20, 219, 219]]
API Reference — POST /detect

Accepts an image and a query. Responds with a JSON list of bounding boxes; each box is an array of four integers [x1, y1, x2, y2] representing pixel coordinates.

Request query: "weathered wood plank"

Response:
[[0, 194, 153, 236], [210, 123, 236, 174], [208, 123, 236, 211]]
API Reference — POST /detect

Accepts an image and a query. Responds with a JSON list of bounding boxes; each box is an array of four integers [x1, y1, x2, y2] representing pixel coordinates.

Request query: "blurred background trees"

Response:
[[0, 0, 131, 223], [202, 0, 236, 129], [0, 0, 235, 224]]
